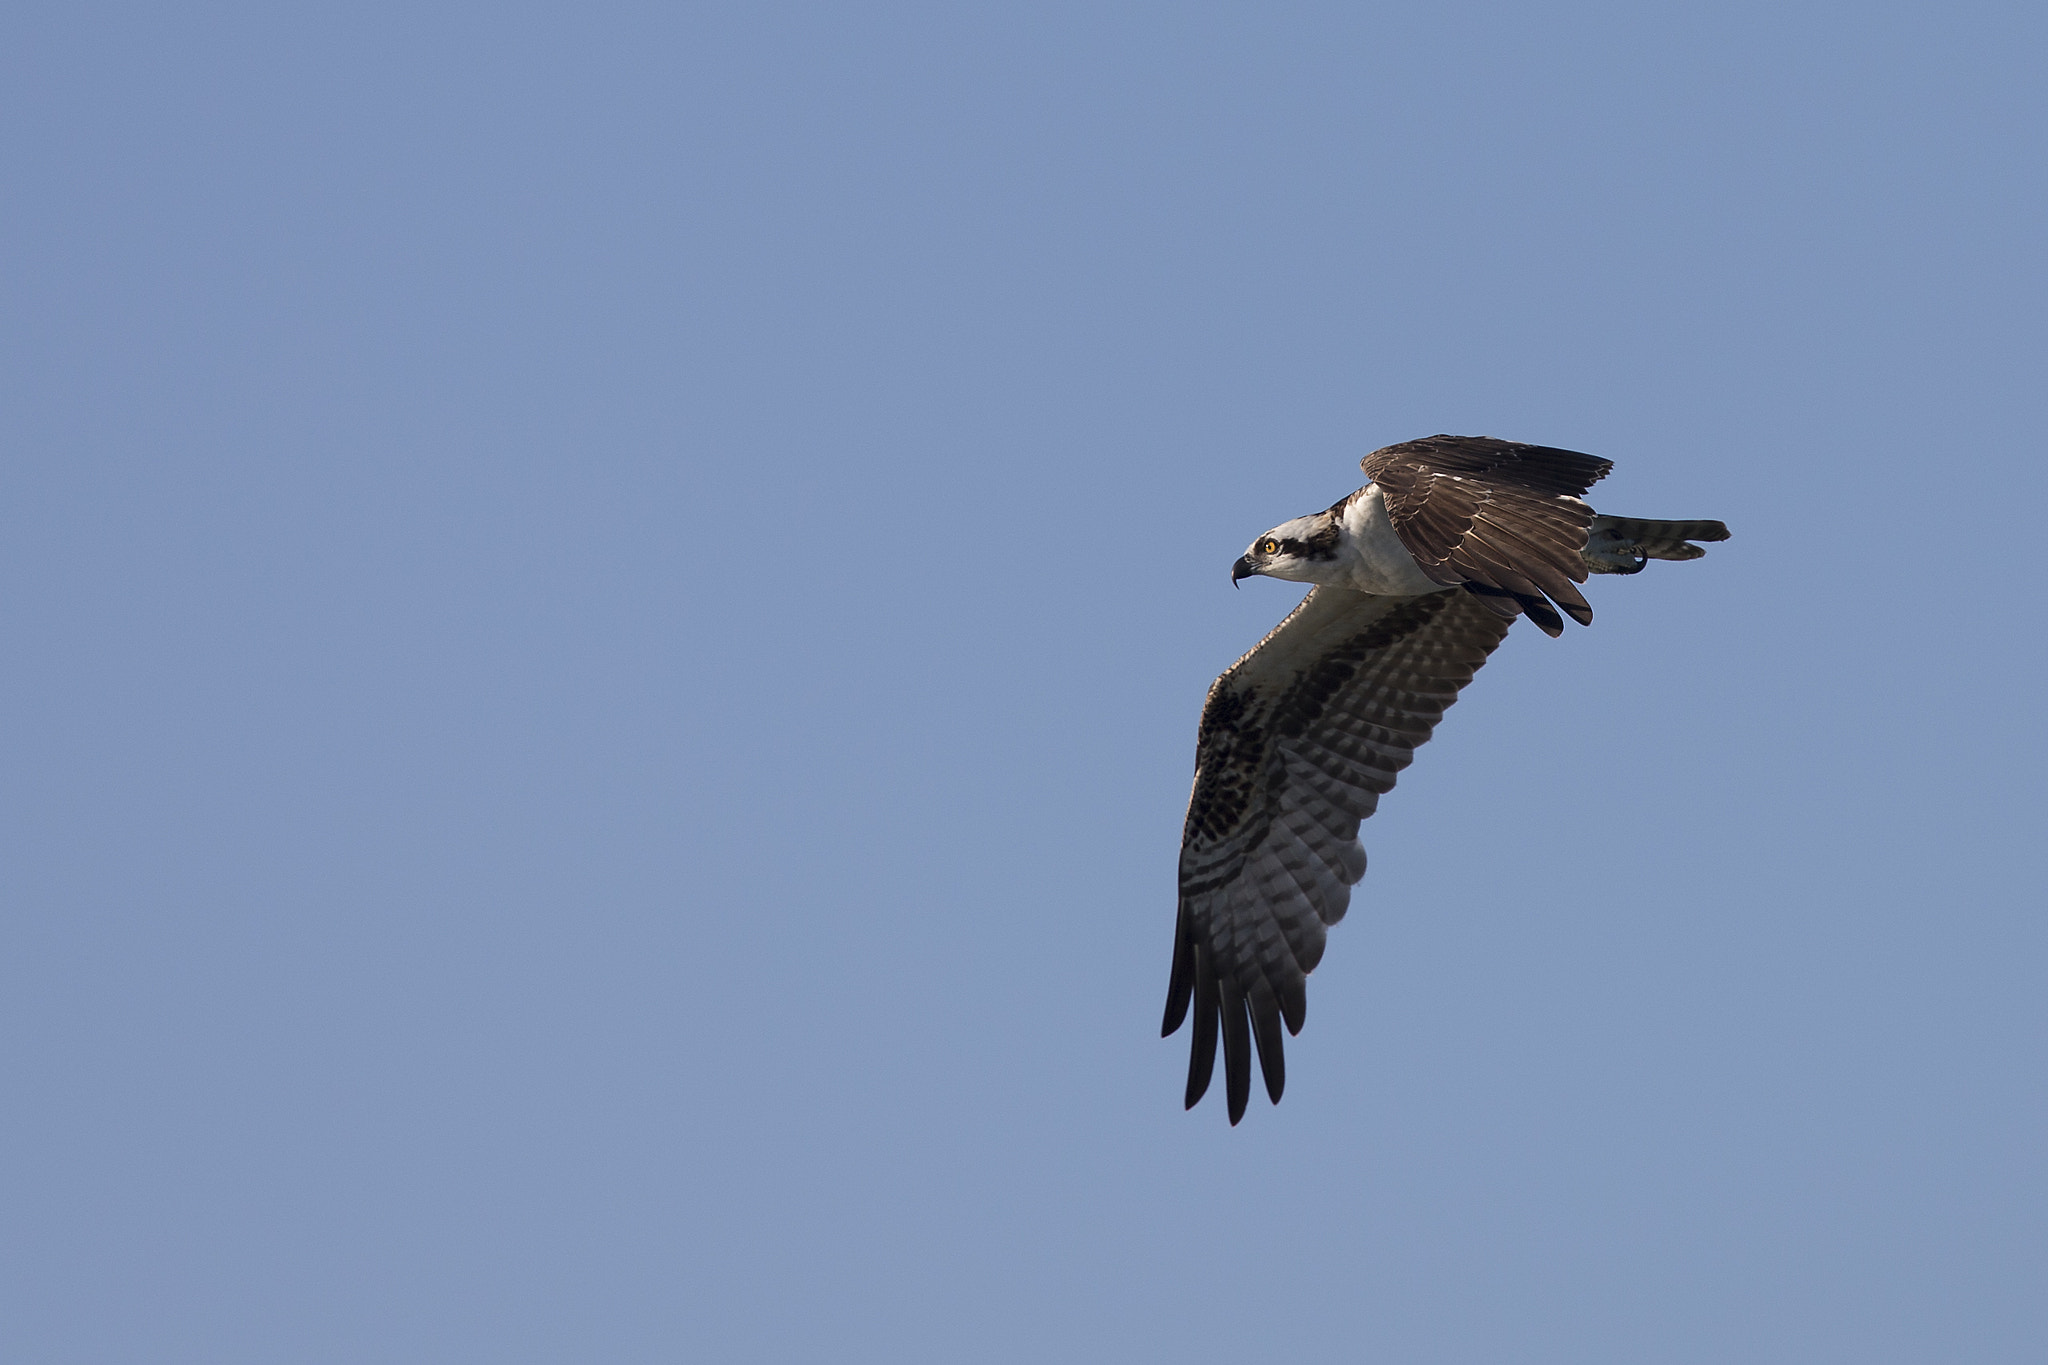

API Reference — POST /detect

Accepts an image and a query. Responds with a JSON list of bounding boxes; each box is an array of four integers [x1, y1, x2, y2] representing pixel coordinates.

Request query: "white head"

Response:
[[1231, 510, 1346, 587]]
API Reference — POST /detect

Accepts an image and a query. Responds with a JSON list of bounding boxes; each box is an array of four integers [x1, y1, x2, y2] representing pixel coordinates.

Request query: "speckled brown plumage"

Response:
[[1165, 587, 1513, 1123]]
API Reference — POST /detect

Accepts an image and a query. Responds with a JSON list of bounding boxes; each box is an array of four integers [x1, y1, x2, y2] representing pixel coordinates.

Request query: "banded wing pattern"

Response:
[[1165, 587, 1513, 1123], [1361, 435, 1613, 636]]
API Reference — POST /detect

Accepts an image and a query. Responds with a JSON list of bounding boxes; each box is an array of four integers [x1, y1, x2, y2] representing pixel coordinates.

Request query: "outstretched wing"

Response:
[[1361, 435, 1612, 636], [1166, 586, 1514, 1123]]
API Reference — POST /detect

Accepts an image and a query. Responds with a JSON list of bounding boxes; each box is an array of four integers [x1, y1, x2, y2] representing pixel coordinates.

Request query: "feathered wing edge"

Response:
[[1161, 896, 1299, 1120], [1165, 588, 1514, 1123], [1361, 435, 1614, 638]]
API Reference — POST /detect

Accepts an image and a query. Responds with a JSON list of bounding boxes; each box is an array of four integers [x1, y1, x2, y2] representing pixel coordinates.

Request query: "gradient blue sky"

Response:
[[5, 3, 2045, 1361]]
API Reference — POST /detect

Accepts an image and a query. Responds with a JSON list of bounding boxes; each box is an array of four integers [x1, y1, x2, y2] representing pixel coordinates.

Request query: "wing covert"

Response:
[[1361, 435, 1612, 637]]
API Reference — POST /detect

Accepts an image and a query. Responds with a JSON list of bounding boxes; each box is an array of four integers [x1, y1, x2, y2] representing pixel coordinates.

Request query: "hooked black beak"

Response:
[[1231, 555, 1256, 587]]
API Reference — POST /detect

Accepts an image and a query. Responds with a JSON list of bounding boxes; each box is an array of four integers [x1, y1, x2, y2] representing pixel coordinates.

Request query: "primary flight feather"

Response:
[[1166, 435, 1728, 1124]]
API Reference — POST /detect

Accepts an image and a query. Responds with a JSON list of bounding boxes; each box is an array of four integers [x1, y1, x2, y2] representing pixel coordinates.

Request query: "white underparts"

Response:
[[1332, 485, 1450, 595]]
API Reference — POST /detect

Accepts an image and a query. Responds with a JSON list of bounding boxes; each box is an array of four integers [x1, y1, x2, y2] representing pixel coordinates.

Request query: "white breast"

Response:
[[1337, 485, 1451, 596]]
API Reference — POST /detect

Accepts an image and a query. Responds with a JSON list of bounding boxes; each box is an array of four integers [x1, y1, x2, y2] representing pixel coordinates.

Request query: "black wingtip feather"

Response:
[[1183, 951, 1219, 1110], [1161, 905, 1194, 1037], [1249, 990, 1286, 1105], [1279, 977, 1307, 1035], [1220, 979, 1252, 1125], [1518, 595, 1566, 637], [1461, 580, 1567, 634]]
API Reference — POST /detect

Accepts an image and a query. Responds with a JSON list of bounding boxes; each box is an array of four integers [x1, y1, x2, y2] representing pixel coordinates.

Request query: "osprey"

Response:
[[1165, 435, 1728, 1123]]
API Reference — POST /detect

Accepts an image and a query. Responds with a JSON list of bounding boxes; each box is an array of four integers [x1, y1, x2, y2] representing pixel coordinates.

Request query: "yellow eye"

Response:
[[1260, 539, 1280, 556]]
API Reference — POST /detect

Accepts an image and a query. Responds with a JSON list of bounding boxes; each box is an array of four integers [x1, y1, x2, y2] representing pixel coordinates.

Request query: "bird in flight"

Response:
[[1165, 434, 1728, 1123]]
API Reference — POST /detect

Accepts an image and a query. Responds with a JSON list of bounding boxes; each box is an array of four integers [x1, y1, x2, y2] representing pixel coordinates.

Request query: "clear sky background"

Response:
[[4, 3, 2045, 1361]]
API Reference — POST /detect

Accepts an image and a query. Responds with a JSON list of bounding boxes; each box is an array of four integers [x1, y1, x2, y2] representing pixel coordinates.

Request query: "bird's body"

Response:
[[1170, 435, 1727, 1124], [1288, 485, 1451, 595]]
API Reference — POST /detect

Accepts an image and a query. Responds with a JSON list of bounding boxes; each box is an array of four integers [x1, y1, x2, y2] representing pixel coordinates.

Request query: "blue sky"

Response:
[[4, 3, 2045, 1361]]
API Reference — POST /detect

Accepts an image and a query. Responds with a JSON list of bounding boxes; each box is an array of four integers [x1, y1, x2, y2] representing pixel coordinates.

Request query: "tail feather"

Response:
[[1583, 515, 1729, 575]]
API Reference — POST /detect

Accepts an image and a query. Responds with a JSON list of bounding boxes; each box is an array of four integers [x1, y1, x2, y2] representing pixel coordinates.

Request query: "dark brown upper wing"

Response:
[[1165, 586, 1514, 1123], [1361, 435, 1613, 637]]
